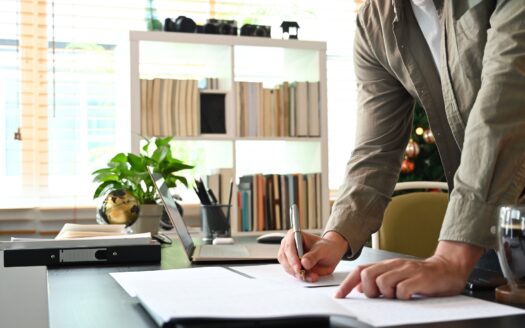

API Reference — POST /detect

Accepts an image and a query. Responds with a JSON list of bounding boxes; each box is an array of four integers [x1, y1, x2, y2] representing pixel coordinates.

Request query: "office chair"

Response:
[[371, 181, 448, 258]]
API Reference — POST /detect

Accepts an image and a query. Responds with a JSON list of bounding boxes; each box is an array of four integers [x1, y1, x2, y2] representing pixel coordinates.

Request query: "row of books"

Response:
[[237, 173, 322, 232], [236, 81, 321, 138], [140, 78, 200, 137]]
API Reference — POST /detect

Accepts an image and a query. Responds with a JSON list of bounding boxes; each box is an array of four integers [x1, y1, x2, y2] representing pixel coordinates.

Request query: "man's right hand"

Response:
[[278, 230, 349, 282]]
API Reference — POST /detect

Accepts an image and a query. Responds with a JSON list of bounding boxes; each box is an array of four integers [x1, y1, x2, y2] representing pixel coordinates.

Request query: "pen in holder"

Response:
[[200, 204, 231, 244]]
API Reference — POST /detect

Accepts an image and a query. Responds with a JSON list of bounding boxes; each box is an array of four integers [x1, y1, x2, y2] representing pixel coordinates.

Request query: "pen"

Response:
[[225, 178, 233, 221], [290, 204, 306, 281], [207, 188, 219, 204]]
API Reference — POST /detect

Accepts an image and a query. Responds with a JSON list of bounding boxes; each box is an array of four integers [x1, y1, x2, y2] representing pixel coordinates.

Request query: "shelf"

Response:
[[130, 31, 326, 51], [130, 31, 328, 233]]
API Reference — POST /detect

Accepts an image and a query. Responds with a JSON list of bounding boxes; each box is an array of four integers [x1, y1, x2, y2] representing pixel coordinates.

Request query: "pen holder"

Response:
[[200, 204, 231, 244]]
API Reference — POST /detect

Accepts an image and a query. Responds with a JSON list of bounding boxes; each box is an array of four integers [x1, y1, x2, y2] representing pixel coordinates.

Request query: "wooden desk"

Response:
[[47, 237, 525, 328]]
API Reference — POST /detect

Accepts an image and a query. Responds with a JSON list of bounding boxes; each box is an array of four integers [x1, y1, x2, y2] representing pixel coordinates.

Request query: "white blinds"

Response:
[[0, 0, 361, 208]]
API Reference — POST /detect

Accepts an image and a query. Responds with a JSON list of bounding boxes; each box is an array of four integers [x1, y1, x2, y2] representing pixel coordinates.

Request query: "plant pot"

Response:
[[128, 204, 163, 235]]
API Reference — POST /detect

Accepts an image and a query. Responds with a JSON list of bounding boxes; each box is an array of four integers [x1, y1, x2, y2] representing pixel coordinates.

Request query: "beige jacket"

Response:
[[326, 0, 525, 257]]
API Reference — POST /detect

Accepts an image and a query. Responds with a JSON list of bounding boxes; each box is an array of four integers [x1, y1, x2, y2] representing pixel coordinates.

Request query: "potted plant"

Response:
[[92, 136, 193, 231]]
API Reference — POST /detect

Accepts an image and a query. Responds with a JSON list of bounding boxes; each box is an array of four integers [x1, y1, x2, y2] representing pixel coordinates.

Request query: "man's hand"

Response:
[[278, 230, 349, 282], [335, 240, 484, 299]]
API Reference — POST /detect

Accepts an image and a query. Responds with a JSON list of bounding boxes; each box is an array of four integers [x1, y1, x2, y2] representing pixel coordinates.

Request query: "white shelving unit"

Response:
[[129, 30, 328, 233]]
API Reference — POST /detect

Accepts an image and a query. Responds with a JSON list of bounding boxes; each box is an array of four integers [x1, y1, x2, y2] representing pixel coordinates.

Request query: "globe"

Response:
[[97, 189, 140, 226]]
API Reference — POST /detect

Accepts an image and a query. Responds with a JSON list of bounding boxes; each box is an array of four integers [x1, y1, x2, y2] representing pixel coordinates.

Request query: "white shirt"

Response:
[[410, 0, 442, 72]]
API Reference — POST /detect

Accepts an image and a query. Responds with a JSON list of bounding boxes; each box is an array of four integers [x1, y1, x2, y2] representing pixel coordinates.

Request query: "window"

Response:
[[0, 0, 360, 210]]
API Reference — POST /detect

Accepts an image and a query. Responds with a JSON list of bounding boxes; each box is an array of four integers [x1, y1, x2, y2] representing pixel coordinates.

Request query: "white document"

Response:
[[313, 286, 525, 327], [229, 261, 357, 287], [111, 265, 525, 327], [126, 267, 350, 326]]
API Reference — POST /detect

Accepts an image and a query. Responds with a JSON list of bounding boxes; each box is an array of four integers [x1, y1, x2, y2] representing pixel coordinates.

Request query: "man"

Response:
[[279, 0, 525, 299]]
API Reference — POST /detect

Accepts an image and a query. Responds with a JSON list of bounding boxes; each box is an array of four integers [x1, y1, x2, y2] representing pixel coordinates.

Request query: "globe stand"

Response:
[[495, 284, 525, 305]]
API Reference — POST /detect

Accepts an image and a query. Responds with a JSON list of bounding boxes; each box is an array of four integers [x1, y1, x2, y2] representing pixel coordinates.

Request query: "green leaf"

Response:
[[108, 153, 127, 166], [91, 167, 114, 175], [93, 181, 124, 199], [92, 172, 120, 183], [155, 136, 172, 148], [165, 175, 188, 187], [127, 153, 147, 172], [161, 161, 194, 174], [152, 145, 169, 163]]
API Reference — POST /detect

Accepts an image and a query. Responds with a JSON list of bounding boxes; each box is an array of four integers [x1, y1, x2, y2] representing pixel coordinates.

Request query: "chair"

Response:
[[371, 181, 448, 258]]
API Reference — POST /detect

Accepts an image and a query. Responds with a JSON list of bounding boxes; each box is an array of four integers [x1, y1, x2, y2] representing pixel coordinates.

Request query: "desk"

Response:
[[48, 236, 525, 328]]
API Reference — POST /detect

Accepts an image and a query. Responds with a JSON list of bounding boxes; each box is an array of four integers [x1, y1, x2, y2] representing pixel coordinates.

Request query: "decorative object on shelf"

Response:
[[96, 189, 140, 226], [198, 19, 238, 35], [405, 138, 420, 158], [280, 21, 300, 39], [92, 136, 193, 231], [423, 128, 435, 144], [401, 157, 415, 174], [164, 16, 196, 33], [240, 24, 271, 37], [145, 0, 162, 31]]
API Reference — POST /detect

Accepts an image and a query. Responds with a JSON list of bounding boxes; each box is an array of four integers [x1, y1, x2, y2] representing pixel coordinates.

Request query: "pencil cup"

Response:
[[200, 204, 231, 244]]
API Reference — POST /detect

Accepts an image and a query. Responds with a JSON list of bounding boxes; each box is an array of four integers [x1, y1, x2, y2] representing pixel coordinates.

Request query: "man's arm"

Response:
[[324, 4, 415, 258], [440, 0, 525, 249]]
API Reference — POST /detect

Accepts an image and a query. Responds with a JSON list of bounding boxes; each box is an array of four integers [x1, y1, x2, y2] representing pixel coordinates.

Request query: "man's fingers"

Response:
[[277, 231, 300, 276], [359, 259, 410, 298], [301, 244, 325, 270], [282, 230, 302, 274], [335, 264, 372, 298]]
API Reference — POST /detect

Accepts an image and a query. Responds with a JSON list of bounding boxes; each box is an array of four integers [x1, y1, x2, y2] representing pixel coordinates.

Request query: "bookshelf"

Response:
[[129, 30, 328, 233]]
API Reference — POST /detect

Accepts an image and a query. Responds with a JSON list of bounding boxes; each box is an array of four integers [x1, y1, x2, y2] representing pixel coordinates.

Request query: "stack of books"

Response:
[[235, 81, 321, 138], [237, 173, 322, 232], [140, 78, 200, 137]]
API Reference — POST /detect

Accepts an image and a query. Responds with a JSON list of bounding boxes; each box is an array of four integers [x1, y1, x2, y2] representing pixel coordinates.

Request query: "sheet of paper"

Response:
[[229, 261, 358, 287], [111, 267, 242, 297], [111, 266, 525, 327], [55, 223, 126, 239], [124, 267, 350, 325], [312, 286, 525, 327]]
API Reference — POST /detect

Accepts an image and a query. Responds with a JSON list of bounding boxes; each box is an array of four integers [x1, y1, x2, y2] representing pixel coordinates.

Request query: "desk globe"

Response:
[[97, 189, 140, 226]]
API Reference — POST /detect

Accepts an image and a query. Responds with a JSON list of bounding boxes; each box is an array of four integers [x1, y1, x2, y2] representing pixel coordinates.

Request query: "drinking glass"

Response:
[[496, 205, 525, 304]]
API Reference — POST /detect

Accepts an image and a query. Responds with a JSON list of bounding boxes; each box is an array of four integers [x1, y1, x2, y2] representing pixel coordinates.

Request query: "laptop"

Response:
[[148, 167, 279, 262]]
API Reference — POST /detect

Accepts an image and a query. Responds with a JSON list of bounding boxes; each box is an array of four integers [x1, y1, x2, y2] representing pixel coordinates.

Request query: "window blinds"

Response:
[[0, 0, 362, 208]]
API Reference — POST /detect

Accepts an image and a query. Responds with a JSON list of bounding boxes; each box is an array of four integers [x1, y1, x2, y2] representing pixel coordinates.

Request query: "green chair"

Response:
[[371, 181, 448, 258]]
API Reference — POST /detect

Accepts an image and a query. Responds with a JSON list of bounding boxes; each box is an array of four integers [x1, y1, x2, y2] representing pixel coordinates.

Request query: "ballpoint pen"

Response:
[[290, 204, 306, 281]]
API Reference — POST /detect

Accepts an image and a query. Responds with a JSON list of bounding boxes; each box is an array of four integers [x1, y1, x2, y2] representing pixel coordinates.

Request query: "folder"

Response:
[[3, 242, 160, 267]]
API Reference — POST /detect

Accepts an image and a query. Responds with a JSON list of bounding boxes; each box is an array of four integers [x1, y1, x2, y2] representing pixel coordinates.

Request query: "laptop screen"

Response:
[[147, 167, 195, 259]]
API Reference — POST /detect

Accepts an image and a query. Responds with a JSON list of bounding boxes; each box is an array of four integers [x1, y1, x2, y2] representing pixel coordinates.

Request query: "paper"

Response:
[[124, 267, 351, 325], [55, 223, 127, 239], [229, 261, 357, 287], [111, 266, 525, 327], [111, 267, 241, 297], [312, 286, 525, 327]]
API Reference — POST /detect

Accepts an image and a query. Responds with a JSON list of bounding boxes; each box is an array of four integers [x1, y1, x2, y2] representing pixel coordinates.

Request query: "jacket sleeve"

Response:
[[440, 0, 525, 249], [323, 9, 415, 259]]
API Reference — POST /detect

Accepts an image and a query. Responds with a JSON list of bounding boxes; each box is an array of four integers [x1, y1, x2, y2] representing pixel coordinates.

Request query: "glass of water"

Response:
[[496, 205, 525, 304]]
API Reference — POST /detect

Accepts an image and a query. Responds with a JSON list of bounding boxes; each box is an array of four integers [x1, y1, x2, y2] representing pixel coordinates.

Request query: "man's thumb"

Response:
[[301, 246, 323, 270]]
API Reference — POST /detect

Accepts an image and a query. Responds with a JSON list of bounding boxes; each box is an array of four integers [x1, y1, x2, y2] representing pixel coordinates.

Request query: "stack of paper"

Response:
[[6, 224, 152, 250], [111, 264, 525, 327]]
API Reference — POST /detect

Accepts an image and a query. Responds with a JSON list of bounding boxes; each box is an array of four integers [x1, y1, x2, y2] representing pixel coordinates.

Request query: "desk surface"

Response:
[[47, 235, 525, 328]]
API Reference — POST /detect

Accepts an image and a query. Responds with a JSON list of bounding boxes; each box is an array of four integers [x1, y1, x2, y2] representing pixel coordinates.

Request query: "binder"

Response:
[[3, 242, 161, 267]]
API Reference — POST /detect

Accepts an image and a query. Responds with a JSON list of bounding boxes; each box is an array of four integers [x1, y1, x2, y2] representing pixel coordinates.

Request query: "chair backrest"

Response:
[[371, 181, 448, 258]]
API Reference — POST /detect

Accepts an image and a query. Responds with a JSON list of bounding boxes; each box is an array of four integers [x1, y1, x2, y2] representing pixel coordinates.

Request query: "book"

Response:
[[307, 81, 320, 137], [140, 79, 148, 135], [295, 82, 308, 136], [307, 173, 317, 229], [151, 78, 162, 136]]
